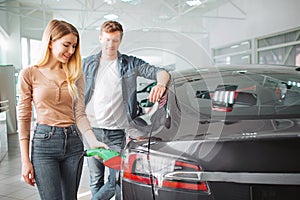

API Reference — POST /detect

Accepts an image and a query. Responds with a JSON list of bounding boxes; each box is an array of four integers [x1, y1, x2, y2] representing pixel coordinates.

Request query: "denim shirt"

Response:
[[82, 51, 164, 121]]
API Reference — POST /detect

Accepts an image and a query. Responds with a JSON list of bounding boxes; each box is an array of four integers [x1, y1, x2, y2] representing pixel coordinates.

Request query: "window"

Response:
[[175, 69, 300, 118], [213, 28, 300, 67], [21, 37, 41, 68], [257, 28, 300, 66], [212, 40, 252, 65]]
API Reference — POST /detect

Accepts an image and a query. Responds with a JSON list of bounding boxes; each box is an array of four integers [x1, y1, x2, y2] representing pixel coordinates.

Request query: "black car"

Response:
[[121, 64, 300, 200]]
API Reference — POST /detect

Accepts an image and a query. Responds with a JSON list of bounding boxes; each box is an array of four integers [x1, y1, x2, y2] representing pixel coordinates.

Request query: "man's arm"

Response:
[[148, 70, 170, 103], [132, 56, 170, 102], [156, 70, 170, 88]]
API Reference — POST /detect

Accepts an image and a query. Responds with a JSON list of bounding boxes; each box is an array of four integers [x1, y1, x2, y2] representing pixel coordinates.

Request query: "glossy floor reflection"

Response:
[[0, 133, 105, 200]]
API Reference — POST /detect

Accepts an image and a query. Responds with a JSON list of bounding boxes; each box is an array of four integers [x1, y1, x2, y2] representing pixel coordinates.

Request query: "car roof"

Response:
[[170, 64, 300, 81]]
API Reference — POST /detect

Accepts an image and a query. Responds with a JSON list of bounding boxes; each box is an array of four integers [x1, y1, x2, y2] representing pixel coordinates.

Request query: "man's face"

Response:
[[100, 31, 122, 58]]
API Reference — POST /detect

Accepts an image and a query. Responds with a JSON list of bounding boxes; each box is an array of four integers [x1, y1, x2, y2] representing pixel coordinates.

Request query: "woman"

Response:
[[17, 19, 107, 200]]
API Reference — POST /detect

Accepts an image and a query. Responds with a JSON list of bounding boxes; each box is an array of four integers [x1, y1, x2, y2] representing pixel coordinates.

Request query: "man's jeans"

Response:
[[31, 123, 84, 200], [87, 128, 125, 200]]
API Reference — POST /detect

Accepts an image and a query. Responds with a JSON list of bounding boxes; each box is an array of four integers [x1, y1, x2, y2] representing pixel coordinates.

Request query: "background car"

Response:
[[121, 64, 300, 200]]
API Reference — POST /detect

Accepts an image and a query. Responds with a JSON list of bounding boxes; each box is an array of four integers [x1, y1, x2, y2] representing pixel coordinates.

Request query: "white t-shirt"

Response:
[[86, 59, 129, 129]]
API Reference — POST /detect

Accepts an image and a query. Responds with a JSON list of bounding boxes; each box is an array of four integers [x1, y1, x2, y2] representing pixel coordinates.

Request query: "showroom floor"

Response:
[[0, 133, 114, 200]]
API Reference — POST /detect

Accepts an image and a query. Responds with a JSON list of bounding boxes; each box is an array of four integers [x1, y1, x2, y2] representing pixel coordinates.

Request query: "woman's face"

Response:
[[50, 33, 78, 63]]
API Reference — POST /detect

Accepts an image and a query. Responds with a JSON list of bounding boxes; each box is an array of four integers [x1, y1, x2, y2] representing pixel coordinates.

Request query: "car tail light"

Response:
[[123, 152, 209, 193], [211, 85, 238, 112], [211, 90, 238, 112], [210, 84, 257, 112]]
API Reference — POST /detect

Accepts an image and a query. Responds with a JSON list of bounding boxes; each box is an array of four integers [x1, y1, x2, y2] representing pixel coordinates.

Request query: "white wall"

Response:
[[120, 28, 213, 70], [0, 1, 22, 69], [206, 0, 300, 48], [0, 3, 9, 65]]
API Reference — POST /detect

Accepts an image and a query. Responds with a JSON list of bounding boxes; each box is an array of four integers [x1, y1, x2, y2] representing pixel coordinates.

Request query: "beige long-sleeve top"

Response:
[[17, 65, 92, 140]]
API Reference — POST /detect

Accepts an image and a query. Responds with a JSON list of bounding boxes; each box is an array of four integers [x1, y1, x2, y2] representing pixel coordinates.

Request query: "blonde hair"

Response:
[[36, 19, 82, 99]]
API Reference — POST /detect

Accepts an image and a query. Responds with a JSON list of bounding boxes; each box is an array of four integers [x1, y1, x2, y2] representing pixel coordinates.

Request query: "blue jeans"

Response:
[[31, 123, 84, 200], [87, 128, 125, 200]]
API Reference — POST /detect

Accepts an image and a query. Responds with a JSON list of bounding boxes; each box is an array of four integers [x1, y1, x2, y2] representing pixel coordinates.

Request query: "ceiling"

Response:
[[0, 0, 246, 61], [0, 0, 237, 30]]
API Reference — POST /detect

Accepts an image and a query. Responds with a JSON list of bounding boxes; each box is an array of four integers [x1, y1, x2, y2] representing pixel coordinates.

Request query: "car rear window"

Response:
[[175, 71, 300, 119]]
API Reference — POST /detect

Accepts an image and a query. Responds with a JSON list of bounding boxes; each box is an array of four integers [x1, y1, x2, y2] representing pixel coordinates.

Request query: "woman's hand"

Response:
[[22, 161, 35, 186], [88, 141, 110, 160], [90, 140, 109, 150], [83, 130, 109, 149]]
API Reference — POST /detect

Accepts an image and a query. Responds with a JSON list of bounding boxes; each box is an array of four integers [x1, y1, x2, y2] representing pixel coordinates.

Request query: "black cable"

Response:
[[75, 152, 85, 200], [146, 103, 160, 200]]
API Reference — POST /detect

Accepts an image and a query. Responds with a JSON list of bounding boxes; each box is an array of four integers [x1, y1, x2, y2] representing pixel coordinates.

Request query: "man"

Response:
[[82, 20, 170, 200]]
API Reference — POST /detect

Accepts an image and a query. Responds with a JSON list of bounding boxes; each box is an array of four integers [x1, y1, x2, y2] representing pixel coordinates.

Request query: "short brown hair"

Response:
[[100, 20, 123, 39]]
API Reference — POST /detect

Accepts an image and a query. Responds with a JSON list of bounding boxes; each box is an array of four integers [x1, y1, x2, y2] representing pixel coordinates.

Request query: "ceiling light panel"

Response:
[[104, 14, 119, 20], [186, 0, 203, 7]]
